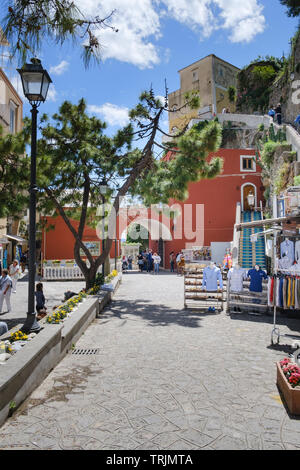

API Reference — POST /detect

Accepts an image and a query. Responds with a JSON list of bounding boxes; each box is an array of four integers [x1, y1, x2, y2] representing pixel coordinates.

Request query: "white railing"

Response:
[[43, 266, 86, 280], [42, 259, 122, 280]]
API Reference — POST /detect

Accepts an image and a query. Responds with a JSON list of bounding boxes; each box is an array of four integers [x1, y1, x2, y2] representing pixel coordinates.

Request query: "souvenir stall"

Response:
[[270, 227, 300, 348], [183, 246, 225, 311], [184, 262, 224, 311], [227, 264, 269, 315]]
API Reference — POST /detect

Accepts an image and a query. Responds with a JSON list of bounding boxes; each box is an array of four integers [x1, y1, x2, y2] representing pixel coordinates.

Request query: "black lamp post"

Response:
[[17, 58, 52, 333]]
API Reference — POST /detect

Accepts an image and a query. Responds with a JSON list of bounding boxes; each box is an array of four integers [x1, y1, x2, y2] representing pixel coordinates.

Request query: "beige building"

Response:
[[0, 65, 25, 266], [168, 54, 240, 132]]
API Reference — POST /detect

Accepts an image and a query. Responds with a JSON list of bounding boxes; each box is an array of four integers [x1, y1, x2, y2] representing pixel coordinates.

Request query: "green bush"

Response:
[[261, 141, 281, 167]]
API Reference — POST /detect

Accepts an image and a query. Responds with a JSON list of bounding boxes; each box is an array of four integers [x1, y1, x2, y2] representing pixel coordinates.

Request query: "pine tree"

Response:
[[1, 0, 117, 66], [280, 0, 300, 17], [25, 90, 222, 289], [0, 125, 29, 224]]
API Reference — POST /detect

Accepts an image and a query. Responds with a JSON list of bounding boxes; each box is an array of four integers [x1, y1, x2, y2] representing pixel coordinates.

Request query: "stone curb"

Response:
[[0, 272, 122, 427]]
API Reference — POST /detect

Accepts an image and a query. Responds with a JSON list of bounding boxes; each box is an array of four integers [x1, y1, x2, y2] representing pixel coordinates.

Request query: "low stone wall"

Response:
[[0, 273, 122, 427]]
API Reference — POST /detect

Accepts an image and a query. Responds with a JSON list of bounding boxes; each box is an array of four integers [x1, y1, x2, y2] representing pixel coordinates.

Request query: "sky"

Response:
[[2, 0, 300, 143]]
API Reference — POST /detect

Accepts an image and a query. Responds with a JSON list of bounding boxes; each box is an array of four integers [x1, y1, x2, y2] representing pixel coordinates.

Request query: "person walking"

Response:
[[170, 251, 175, 272], [153, 252, 161, 274], [275, 103, 282, 125], [137, 253, 144, 272], [20, 252, 27, 273], [0, 269, 12, 313], [9, 259, 20, 293], [268, 105, 276, 121], [147, 250, 153, 273]]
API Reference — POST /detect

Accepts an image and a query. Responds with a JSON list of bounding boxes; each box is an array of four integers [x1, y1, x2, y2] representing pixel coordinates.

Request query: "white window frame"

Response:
[[9, 100, 17, 133], [240, 155, 256, 173]]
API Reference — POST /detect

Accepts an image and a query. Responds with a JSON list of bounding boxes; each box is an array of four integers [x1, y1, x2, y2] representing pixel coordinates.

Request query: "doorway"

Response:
[[242, 184, 257, 211]]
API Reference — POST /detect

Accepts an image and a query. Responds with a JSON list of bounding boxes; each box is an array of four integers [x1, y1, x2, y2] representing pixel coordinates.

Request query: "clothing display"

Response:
[[295, 240, 300, 264], [227, 267, 247, 292], [268, 274, 300, 310], [280, 239, 294, 267], [202, 265, 223, 291], [247, 268, 268, 293]]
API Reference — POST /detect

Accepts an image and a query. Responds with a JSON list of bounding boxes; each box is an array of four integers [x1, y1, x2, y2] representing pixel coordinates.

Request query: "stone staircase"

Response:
[[239, 211, 266, 270]]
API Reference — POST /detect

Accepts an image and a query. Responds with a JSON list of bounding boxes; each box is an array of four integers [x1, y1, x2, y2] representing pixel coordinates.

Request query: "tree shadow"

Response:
[[100, 297, 220, 329]]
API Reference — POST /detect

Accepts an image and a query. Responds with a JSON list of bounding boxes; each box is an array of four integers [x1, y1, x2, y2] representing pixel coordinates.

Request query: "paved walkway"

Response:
[[1, 271, 300, 450], [0, 273, 85, 331]]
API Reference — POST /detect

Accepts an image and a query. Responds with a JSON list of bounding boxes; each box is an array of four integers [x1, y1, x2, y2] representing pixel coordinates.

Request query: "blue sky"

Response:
[[4, 0, 300, 140]]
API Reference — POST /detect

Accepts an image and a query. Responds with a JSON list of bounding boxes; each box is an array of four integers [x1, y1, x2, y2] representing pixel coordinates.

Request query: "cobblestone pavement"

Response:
[[1, 271, 300, 450], [0, 273, 85, 331]]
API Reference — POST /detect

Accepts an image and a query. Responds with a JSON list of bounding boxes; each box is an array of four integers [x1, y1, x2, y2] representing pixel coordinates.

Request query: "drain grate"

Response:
[[71, 348, 100, 355]]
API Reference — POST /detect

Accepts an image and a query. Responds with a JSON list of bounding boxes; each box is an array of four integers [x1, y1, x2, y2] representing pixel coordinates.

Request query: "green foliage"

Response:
[[294, 175, 300, 185], [131, 120, 223, 205], [2, 0, 117, 66], [280, 0, 300, 17], [261, 141, 282, 168], [237, 57, 287, 113], [274, 162, 290, 195], [0, 125, 30, 219], [227, 86, 237, 103], [126, 223, 148, 250], [252, 65, 277, 83]]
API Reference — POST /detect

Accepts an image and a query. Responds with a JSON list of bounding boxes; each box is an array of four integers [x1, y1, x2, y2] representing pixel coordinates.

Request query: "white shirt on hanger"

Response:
[[227, 267, 247, 292]]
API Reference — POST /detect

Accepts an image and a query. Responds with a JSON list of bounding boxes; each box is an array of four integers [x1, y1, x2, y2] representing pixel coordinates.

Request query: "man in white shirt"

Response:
[[9, 260, 20, 293], [0, 269, 12, 313]]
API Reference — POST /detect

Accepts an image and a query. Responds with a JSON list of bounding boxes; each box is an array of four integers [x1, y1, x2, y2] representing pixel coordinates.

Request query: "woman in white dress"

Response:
[[9, 260, 20, 293]]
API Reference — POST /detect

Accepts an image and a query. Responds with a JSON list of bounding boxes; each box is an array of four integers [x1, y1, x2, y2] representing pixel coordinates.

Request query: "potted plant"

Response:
[[277, 358, 300, 415]]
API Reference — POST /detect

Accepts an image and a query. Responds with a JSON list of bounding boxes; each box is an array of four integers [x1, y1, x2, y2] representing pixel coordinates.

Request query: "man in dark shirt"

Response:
[[275, 103, 282, 125]]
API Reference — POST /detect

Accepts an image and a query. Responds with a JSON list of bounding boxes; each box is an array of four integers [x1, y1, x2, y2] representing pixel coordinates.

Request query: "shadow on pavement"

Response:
[[101, 298, 219, 329]]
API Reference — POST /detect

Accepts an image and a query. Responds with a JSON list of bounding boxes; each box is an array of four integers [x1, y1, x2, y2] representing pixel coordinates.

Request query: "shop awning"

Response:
[[6, 234, 27, 244], [235, 215, 300, 232]]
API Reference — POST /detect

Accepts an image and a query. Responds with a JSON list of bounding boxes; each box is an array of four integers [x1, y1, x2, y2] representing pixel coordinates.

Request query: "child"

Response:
[[35, 283, 47, 320]]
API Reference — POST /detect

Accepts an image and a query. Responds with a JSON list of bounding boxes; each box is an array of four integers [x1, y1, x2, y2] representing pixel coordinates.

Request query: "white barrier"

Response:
[[43, 266, 86, 280], [43, 259, 122, 280]]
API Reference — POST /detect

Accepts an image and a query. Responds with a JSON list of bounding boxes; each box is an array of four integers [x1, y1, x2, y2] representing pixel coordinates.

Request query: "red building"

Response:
[[41, 148, 263, 268], [149, 148, 263, 267]]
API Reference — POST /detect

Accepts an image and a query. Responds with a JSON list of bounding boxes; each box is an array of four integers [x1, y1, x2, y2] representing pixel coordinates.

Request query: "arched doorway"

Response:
[[241, 183, 257, 211]]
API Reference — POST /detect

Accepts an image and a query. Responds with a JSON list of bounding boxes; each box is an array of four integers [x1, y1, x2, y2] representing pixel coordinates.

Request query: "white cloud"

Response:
[[88, 103, 129, 127], [49, 60, 70, 76], [46, 85, 57, 102], [74, 0, 265, 69], [77, 0, 161, 69]]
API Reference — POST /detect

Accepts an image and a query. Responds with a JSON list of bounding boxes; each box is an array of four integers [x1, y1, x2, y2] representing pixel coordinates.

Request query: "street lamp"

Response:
[[100, 185, 108, 277], [17, 58, 52, 333]]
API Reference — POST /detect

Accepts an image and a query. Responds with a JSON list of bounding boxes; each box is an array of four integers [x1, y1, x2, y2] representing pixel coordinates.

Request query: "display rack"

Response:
[[227, 278, 269, 315], [184, 263, 225, 311]]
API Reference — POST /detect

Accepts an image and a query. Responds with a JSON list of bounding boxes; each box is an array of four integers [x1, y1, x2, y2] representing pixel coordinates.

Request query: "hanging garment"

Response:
[[297, 278, 300, 309], [202, 266, 223, 291], [280, 239, 295, 267], [247, 268, 268, 293], [287, 278, 292, 308], [267, 278, 273, 306], [227, 267, 246, 292], [292, 278, 296, 308], [279, 277, 284, 308], [283, 278, 287, 309], [295, 279, 299, 309], [275, 277, 280, 307], [295, 241, 300, 264]]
